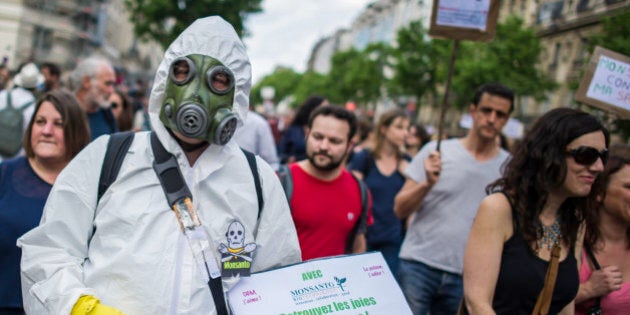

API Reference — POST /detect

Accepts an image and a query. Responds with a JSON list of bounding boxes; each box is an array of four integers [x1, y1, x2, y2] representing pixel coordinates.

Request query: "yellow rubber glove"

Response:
[[71, 295, 125, 315]]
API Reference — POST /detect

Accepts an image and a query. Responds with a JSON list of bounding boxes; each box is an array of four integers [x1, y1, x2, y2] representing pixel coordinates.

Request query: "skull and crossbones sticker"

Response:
[[218, 220, 257, 277]]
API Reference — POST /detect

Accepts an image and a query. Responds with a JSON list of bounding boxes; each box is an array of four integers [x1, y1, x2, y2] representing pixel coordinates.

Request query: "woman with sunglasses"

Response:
[[575, 144, 630, 315], [108, 89, 134, 132], [462, 107, 609, 314]]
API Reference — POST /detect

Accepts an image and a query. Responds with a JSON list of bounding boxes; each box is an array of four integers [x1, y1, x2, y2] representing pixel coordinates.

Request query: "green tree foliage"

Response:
[[328, 43, 392, 107], [124, 0, 262, 49], [292, 71, 331, 107], [249, 67, 302, 107], [585, 8, 630, 142], [588, 9, 630, 55], [391, 20, 449, 107], [449, 16, 557, 109], [253, 16, 555, 117]]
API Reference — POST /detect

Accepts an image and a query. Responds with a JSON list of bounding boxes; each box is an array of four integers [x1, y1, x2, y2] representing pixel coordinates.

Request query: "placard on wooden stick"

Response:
[[575, 46, 630, 119], [429, 0, 500, 42]]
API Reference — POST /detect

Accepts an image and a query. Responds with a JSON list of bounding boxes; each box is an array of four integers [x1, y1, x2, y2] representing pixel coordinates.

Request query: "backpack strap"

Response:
[[5, 88, 13, 109], [345, 172, 369, 253], [277, 163, 293, 205], [97, 131, 135, 203], [6, 88, 35, 110], [18, 100, 34, 111], [241, 148, 263, 218], [278, 164, 368, 253], [150, 131, 231, 315]]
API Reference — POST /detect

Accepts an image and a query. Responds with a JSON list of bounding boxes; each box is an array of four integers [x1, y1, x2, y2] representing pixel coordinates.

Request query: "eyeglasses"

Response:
[[111, 102, 120, 109], [566, 146, 608, 166]]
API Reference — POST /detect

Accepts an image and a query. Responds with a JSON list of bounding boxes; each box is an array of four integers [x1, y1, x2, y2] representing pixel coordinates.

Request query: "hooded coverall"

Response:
[[18, 16, 301, 314]]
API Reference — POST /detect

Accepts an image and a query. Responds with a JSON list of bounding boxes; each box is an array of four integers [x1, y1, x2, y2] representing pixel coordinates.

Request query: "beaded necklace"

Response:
[[538, 218, 562, 251]]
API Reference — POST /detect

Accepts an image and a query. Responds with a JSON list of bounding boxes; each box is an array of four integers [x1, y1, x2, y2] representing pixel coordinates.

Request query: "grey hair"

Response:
[[69, 56, 113, 92]]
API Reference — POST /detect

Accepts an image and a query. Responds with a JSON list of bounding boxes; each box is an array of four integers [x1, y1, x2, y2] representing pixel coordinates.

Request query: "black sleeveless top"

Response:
[[492, 203, 579, 314]]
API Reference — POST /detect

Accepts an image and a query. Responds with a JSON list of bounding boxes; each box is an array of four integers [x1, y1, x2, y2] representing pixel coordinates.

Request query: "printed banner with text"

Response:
[[227, 252, 412, 314]]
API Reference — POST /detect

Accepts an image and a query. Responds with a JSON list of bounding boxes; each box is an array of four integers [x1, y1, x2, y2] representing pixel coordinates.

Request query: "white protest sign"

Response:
[[576, 46, 630, 119], [436, 0, 491, 31], [227, 252, 412, 314], [428, 0, 499, 41]]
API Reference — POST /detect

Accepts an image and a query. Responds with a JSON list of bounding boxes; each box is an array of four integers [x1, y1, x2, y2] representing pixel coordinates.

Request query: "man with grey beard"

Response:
[[71, 56, 117, 140], [284, 105, 372, 261]]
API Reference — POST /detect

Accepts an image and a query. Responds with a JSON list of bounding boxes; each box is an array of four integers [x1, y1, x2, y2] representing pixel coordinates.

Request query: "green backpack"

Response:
[[0, 89, 34, 156]]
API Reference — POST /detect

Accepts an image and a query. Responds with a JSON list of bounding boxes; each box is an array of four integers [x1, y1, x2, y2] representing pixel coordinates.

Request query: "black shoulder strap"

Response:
[[278, 164, 293, 205], [98, 131, 135, 202], [345, 172, 369, 253], [362, 150, 375, 177], [499, 191, 519, 231], [357, 175, 369, 229], [150, 132, 192, 206], [149, 132, 264, 216], [584, 244, 601, 270], [151, 132, 264, 315], [584, 242, 602, 309], [242, 148, 263, 218]]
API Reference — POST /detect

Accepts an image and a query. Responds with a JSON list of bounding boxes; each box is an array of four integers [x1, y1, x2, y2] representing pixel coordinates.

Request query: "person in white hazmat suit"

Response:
[[18, 16, 301, 315]]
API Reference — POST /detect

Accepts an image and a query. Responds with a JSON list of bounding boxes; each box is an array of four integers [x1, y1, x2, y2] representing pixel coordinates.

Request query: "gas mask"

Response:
[[160, 54, 238, 145]]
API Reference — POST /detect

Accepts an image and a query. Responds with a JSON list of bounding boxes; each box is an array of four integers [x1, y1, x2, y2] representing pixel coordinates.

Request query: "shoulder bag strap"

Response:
[[98, 131, 135, 202], [278, 164, 293, 205], [149, 132, 228, 315], [584, 243, 602, 309], [532, 244, 561, 315], [345, 173, 369, 253], [241, 148, 263, 218], [584, 244, 601, 270], [5, 88, 13, 109]]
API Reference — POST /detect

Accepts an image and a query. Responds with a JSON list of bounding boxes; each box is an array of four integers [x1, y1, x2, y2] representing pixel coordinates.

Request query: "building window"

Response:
[[549, 42, 561, 72], [577, 0, 590, 12], [32, 26, 53, 53], [537, 1, 564, 24]]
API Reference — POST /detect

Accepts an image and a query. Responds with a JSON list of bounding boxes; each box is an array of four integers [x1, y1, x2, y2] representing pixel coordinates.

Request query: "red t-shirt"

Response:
[[289, 163, 370, 261]]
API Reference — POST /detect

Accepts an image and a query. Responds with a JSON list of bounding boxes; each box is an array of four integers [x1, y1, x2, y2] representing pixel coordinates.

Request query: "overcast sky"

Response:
[[243, 0, 373, 84]]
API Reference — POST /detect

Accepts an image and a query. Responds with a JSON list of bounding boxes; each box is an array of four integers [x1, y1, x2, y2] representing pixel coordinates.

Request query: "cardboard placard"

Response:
[[575, 46, 630, 119], [429, 0, 500, 42], [227, 252, 412, 314]]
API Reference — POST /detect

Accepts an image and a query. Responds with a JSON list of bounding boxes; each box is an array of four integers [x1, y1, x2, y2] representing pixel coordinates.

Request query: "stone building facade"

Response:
[[307, 0, 629, 133], [0, 0, 161, 83]]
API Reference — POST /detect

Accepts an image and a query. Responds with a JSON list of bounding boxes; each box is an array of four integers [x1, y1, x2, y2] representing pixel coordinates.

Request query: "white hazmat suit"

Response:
[[18, 16, 301, 314]]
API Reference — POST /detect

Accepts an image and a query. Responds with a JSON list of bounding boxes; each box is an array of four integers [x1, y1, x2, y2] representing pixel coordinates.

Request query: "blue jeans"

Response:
[[398, 259, 463, 315]]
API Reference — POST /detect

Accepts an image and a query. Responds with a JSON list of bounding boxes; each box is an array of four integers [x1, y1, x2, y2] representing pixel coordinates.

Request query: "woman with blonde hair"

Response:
[[349, 108, 410, 276]]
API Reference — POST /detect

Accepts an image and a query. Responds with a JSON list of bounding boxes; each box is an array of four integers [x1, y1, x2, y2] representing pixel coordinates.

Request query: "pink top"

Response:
[[575, 249, 630, 315]]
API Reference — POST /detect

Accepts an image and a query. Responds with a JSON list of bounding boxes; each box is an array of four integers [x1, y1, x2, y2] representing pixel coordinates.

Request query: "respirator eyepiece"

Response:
[[207, 66, 235, 95], [170, 57, 197, 86]]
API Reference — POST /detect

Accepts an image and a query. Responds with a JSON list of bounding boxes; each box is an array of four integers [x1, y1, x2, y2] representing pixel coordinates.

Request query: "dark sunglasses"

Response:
[[566, 146, 608, 166], [111, 102, 120, 109]]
